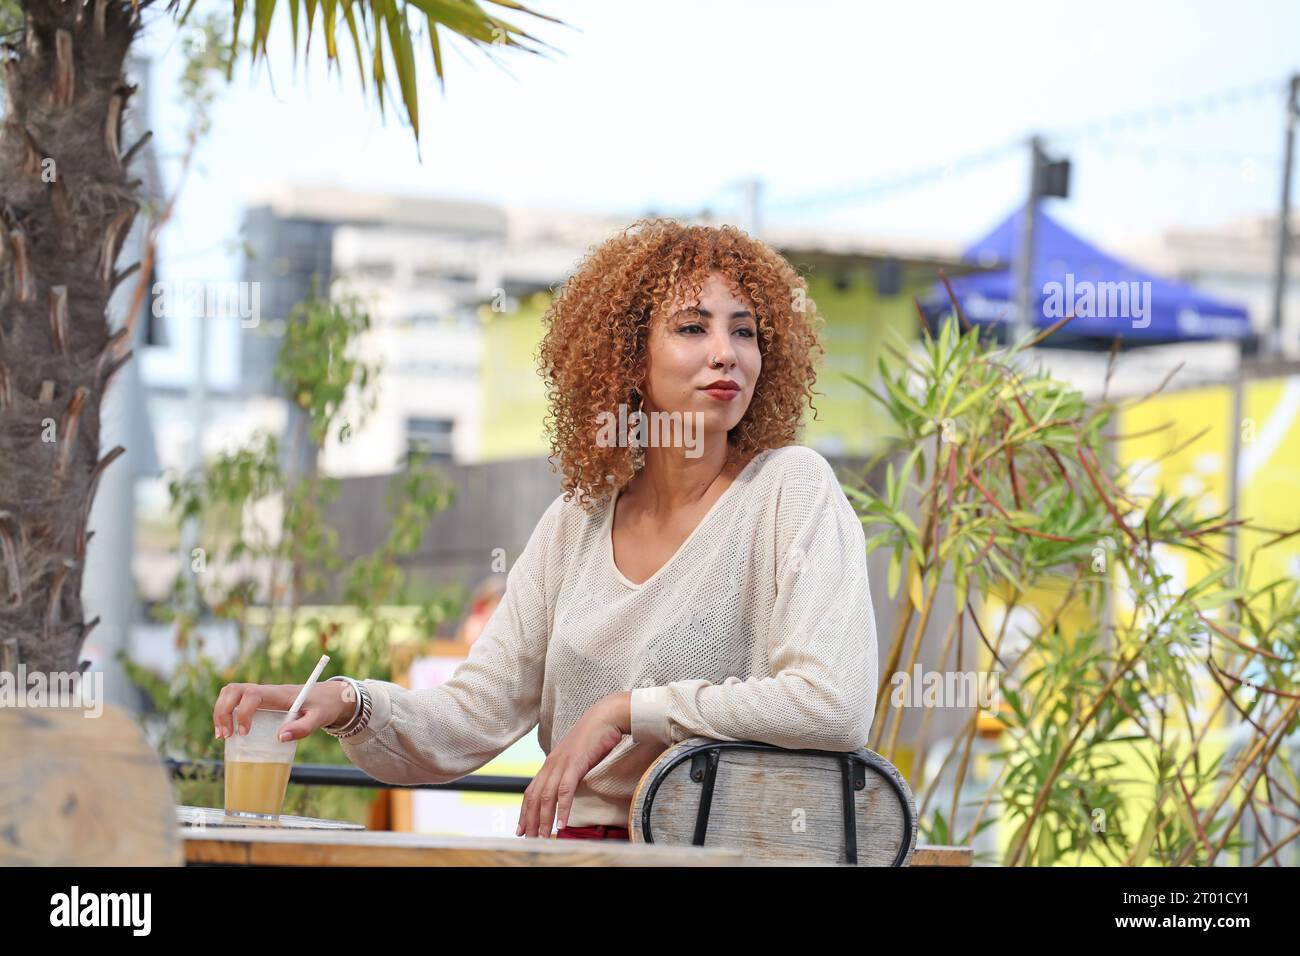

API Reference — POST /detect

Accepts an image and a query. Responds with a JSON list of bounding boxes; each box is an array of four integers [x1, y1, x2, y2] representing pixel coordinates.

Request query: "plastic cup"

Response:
[[223, 707, 298, 821]]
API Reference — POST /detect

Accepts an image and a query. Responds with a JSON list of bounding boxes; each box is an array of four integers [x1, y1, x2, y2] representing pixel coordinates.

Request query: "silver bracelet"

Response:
[[323, 676, 372, 738]]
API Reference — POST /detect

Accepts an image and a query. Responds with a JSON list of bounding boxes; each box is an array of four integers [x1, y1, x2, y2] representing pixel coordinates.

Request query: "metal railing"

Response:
[[166, 758, 531, 795]]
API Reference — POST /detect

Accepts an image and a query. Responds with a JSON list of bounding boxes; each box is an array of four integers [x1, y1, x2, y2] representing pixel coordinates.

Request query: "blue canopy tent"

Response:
[[923, 206, 1252, 345]]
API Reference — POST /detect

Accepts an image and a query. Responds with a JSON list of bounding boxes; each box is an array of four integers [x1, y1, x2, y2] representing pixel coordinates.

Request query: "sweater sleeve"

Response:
[[335, 495, 564, 785], [629, 451, 878, 752]]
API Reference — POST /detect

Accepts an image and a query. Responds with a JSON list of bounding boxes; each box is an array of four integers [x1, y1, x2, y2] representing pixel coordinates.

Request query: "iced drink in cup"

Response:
[[224, 707, 297, 821]]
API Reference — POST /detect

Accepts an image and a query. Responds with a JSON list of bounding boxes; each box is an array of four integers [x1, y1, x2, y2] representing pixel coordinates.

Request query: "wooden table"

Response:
[[912, 844, 972, 866], [180, 806, 748, 866], [178, 806, 971, 866]]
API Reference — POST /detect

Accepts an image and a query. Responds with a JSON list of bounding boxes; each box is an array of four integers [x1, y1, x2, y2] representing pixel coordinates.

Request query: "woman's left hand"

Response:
[[517, 692, 630, 838]]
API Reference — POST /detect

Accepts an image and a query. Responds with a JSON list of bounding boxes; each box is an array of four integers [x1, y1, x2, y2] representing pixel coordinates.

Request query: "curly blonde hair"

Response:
[[536, 218, 826, 515]]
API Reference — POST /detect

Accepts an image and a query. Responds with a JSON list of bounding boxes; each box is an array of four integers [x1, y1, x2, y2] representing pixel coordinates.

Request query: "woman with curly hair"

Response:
[[212, 219, 879, 843]]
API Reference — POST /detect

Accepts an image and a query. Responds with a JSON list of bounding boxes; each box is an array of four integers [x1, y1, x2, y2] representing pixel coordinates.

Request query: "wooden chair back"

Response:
[[629, 736, 917, 865]]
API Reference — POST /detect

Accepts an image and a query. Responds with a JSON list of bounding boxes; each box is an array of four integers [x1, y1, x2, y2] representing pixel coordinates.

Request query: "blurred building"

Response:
[[132, 186, 978, 618], [236, 184, 973, 473], [1122, 213, 1300, 359], [239, 186, 584, 472]]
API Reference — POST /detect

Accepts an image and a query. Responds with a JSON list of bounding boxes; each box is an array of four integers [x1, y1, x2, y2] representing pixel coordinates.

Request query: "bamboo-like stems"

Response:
[[1103, 674, 1216, 861], [911, 608, 963, 793], [1117, 681, 1238, 865], [870, 436, 946, 753], [969, 587, 1098, 857], [918, 708, 979, 821], [883, 567, 943, 762], [854, 313, 1299, 868], [945, 580, 1030, 841], [891, 447, 969, 770], [917, 593, 1018, 822], [1007, 634, 1158, 867], [960, 745, 1015, 848], [947, 705, 982, 839], [868, 578, 914, 751], [1251, 821, 1300, 866], [1192, 697, 1300, 867], [1209, 658, 1300, 700], [1200, 610, 1287, 663]]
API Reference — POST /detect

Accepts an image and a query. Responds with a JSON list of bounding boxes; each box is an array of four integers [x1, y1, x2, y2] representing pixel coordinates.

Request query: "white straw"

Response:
[[283, 653, 330, 730]]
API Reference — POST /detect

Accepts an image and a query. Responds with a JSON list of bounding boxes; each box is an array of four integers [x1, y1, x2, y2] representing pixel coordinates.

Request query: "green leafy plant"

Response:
[[123, 278, 460, 823], [846, 300, 1300, 866]]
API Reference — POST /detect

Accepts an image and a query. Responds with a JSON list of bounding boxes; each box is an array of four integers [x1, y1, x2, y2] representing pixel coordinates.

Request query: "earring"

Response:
[[629, 387, 646, 470]]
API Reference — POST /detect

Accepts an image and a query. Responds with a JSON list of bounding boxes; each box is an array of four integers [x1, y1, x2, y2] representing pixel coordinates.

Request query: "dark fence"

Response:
[[167, 757, 531, 794]]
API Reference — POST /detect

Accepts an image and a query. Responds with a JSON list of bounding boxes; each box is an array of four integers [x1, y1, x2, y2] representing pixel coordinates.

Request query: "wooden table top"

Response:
[[911, 844, 973, 866], [178, 806, 971, 866], [182, 824, 752, 867]]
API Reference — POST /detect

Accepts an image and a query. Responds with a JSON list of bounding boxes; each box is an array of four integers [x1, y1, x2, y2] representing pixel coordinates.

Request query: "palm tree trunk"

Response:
[[0, 0, 146, 676]]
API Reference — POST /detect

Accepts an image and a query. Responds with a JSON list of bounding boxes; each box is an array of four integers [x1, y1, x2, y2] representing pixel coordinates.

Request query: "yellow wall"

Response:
[[800, 272, 917, 455], [476, 292, 553, 461], [1238, 375, 1300, 588], [474, 270, 927, 461], [974, 375, 1299, 864]]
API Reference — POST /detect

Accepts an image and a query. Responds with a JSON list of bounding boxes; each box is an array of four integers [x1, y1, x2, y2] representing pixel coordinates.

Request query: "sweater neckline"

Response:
[[604, 449, 772, 591]]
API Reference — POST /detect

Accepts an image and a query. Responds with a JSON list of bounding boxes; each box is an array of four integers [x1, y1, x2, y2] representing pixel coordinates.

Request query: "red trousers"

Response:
[[555, 824, 630, 841]]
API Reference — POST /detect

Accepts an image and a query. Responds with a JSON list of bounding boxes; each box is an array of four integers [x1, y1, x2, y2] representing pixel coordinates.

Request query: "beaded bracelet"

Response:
[[323, 676, 372, 739]]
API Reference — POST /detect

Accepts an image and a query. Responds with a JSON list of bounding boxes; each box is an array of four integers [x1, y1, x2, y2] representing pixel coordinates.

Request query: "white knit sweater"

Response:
[[337, 444, 879, 828]]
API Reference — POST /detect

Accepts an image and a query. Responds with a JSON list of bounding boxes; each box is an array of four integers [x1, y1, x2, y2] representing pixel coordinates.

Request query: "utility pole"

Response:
[[1013, 136, 1071, 347], [1012, 136, 1045, 347], [1269, 74, 1299, 357]]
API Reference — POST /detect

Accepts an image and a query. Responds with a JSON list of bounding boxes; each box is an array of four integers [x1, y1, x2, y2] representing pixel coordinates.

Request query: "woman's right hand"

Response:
[[213, 681, 352, 742]]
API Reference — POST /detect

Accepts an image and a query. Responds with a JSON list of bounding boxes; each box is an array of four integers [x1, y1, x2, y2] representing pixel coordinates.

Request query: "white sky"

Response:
[[132, 0, 1300, 388]]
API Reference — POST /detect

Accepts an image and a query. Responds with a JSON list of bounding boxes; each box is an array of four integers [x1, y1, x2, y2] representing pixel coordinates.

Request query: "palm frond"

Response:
[[167, 0, 566, 143]]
